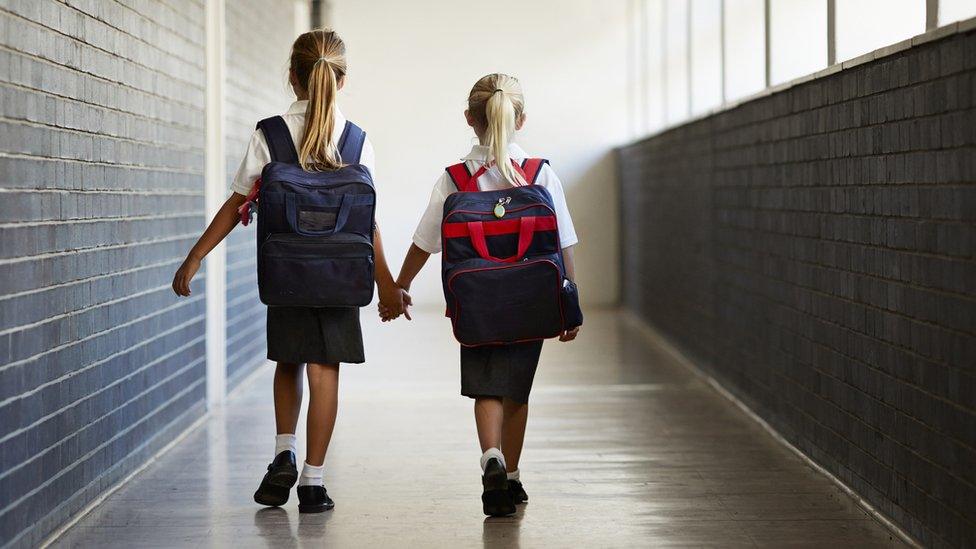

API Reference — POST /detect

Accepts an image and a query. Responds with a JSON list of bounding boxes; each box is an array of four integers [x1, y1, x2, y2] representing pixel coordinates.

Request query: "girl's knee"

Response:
[[306, 362, 339, 384], [275, 362, 303, 375], [503, 397, 527, 410]]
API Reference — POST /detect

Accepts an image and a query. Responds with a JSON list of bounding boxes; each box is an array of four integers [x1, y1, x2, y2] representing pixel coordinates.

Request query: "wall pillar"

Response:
[[204, 0, 227, 409]]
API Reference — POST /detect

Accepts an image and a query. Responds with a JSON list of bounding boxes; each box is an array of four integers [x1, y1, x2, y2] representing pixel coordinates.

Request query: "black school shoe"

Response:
[[297, 484, 335, 513], [482, 458, 516, 517], [253, 450, 298, 507], [508, 479, 528, 504]]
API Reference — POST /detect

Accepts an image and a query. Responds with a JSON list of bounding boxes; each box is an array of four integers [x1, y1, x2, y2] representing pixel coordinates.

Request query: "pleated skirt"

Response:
[[266, 306, 365, 365], [459, 340, 543, 404]]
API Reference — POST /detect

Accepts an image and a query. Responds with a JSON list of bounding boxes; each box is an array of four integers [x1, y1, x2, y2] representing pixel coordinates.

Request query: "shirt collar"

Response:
[[286, 100, 308, 115], [285, 100, 346, 126], [461, 142, 528, 162]]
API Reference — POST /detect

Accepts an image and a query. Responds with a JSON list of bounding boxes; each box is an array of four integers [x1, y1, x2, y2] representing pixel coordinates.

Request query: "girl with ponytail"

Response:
[[172, 29, 406, 513], [386, 73, 580, 516]]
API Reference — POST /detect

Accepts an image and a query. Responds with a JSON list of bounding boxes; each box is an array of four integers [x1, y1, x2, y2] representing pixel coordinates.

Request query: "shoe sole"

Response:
[[298, 501, 335, 513], [253, 468, 298, 507], [482, 467, 516, 517]]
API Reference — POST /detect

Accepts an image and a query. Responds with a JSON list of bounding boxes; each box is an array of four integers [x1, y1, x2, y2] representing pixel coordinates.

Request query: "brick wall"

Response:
[[618, 30, 976, 548], [0, 0, 207, 547], [223, 0, 298, 388], [0, 1, 306, 546]]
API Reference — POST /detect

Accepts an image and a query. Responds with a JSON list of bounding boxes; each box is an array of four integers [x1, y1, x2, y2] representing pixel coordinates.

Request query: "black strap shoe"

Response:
[[297, 484, 335, 513], [508, 479, 528, 504], [481, 458, 516, 517], [253, 450, 298, 507]]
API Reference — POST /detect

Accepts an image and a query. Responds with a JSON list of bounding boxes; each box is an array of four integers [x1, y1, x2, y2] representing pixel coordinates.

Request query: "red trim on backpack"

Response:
[[446, 158, 542, 192], [442, 215, 557, 239], [445, 163, 474, 192], [520, 158, 548, 184]]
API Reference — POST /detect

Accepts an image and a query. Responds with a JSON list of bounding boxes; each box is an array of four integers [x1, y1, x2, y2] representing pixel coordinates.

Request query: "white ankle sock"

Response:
[[507, 468, 519, 481], [480, 448, 506, 472], [274, 433, 297, 456], [299, 462, 324, 486]]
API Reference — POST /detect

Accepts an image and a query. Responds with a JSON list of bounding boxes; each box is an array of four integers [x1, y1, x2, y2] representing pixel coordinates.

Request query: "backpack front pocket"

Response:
[[447, 259, 564, 346], [259, 233, 374, 307]]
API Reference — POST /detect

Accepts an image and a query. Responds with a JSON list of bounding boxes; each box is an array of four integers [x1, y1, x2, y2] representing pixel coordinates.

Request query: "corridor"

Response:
[[49, 310, 905, 548]]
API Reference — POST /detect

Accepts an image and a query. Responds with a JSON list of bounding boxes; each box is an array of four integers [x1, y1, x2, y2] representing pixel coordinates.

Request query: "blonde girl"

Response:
[[386, 73, 579, 516], [172, 29, 404, 513]]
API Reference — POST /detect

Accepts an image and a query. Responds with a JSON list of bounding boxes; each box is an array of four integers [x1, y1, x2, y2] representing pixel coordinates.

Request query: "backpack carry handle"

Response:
[[285, 193, 364, 236], [466, 216, 537, 263]]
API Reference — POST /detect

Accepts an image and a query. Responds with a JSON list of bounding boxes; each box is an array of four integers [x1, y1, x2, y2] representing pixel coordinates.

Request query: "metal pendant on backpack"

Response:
[[493, 197, 511, 219]]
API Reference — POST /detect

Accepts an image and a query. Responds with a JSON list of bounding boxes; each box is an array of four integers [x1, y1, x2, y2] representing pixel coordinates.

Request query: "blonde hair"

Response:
[[291, 29, 347, 171], [468, 74, 525, 186]]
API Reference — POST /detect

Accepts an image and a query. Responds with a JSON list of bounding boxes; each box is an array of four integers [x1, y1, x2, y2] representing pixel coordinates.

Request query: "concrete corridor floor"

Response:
[[50, 310, 907, 548]]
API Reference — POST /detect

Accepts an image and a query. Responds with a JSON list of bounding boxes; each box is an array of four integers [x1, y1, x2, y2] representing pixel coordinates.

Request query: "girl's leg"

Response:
[[475, 396, 515, 516], [273, 362, 304, 434], [304, 362, 340, 467], [474, 397, 504, 451], [296, 362, 339, 513], [254, 362, 304, 507], [501, 398, 528, 472]]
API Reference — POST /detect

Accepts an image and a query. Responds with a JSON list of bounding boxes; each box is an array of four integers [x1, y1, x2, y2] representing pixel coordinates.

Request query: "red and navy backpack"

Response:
[[440, 158, 583, 346]]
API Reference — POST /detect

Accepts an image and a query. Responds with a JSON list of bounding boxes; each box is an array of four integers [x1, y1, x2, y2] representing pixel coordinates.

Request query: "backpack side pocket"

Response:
[[561, 279, 583, 330]]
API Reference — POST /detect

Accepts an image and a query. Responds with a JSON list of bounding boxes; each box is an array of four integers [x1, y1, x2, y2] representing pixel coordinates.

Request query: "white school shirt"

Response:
[[230, 100, 376, 196], [412, 143, 579, 254]]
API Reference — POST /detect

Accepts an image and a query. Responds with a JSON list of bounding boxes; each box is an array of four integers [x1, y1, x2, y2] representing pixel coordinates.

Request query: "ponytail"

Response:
[[289, 29, 347, 171], [467, 74, 526, 186], [299, 58, 341, 170], [485, 89, 521, 185]]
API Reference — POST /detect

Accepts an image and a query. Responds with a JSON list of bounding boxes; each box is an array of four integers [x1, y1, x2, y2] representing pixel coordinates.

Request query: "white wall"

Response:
[[330, 0, 629, 306]]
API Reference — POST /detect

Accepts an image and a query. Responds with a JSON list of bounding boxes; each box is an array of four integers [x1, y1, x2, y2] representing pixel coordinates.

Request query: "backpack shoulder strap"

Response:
[[446, 162, 476, 192], [519, 158, 549, 185], [337, 120, 366, 165], [256, 116, 299, 165]]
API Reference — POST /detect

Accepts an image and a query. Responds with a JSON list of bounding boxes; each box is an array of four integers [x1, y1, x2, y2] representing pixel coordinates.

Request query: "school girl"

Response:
[[172, 29, 405, 513], [386, 73, 580, 516]]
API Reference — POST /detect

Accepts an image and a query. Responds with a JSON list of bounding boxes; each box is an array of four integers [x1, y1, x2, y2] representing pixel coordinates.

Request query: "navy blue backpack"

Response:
[[244, 116, 375, 307], [441, 158, 583, 347]]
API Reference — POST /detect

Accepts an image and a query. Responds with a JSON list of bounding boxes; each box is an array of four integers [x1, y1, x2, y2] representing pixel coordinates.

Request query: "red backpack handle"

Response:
[[466, 216, 537, 262]]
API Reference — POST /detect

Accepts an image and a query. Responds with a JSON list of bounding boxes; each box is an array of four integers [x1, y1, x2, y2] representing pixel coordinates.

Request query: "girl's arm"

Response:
[[395, 243, 431, 292], [377, 243, 430, 321], [562, 245, 577, 282], [373, 223, 405, 317], [172, 193, 246, 296]]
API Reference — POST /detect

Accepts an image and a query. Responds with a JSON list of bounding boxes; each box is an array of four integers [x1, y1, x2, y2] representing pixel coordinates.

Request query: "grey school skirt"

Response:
[[266, 306, 365, 365], [460, 341, 543, 404]]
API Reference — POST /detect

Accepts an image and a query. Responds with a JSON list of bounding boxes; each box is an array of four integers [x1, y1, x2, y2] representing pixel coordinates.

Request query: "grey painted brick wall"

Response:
[[224, 0, 298, 388], [0, 0, 207, 547], [618, 30, 976, 548]]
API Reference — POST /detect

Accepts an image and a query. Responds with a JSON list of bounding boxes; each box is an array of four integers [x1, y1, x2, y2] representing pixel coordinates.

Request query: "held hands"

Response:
[[378, 283, 412, 322], [172, 256, 201, 297]]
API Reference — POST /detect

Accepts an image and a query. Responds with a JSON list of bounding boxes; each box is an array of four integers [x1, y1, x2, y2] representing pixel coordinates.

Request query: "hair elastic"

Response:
[[492, 88, 505, 94]]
